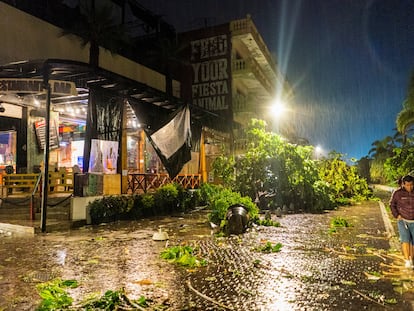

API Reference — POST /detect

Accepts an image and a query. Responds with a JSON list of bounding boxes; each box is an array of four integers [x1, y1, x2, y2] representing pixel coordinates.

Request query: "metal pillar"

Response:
[[40, 63, 51, 233]]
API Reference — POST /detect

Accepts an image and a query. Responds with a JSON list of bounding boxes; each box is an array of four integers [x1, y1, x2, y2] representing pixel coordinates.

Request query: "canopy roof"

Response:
[[0, 58, 229, 132]]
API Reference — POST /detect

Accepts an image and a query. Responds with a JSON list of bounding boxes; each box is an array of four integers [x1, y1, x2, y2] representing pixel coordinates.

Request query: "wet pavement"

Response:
[[1, 193, 414, 310]]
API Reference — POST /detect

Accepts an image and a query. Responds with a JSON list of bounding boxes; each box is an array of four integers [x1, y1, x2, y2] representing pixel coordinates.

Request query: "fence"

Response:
[[127, 173, 201, 194], [1, 171, 73, 197], [0, 172, 201, 197]]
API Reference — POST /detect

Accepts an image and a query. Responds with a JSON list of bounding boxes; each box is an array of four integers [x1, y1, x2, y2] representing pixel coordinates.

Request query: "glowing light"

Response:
[[314, 145, 324, 159], [271, 100, 286, 118]]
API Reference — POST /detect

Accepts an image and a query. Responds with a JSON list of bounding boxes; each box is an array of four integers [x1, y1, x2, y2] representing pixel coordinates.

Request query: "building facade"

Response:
[[0, 0, 187, 193], [0, 1, 291, 191], [177, 15, 293, 181]]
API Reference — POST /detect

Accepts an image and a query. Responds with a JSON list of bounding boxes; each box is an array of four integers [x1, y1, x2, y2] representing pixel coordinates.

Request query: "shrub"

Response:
[[199, 182, 221, 206], [88, 195, 134, 224], [185, 189, 202, 210], [140, 193, 155, 216], [87, 183, 202, 224], [206, 185, 259, 227], [153, 183, 179, 215]]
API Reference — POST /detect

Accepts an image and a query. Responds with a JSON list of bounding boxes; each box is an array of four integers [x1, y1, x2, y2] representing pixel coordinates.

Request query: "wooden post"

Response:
[[121, 100, 128, 194], [199, 129, 207, 183]]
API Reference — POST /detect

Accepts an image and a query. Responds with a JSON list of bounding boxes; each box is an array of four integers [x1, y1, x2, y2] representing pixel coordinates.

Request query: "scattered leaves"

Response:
[[135, 279, 153, 285], [330, 217, 352, 228], [254, 219, 281, 227], [340, 280, 356, 286], [36, 279, 78, 310], [254, 241, 283, 253], [81, 288, 149, 310], [160, 245, 207, 268], [364, 271, 382, 281]]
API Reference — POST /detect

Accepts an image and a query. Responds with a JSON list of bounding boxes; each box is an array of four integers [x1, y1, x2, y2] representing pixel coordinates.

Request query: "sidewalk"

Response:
[[179, 200, 412, 310], [0, 193, 414, 310]]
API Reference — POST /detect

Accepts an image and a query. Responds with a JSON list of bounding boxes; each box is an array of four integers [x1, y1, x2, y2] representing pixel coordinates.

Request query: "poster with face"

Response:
[[89, 139, 118, 174]]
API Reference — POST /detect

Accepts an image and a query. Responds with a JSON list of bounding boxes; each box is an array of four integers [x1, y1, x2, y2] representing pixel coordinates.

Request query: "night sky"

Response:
[[136, 0, 414, 160]]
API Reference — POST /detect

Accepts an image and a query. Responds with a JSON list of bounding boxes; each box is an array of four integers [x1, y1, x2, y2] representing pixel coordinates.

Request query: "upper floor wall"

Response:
[[0, 2, 180, 97], [230, 15, 292, 106]]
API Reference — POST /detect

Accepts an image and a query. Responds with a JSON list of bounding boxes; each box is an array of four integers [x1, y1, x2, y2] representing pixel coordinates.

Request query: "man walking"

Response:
[[390, 175, 414, 268]]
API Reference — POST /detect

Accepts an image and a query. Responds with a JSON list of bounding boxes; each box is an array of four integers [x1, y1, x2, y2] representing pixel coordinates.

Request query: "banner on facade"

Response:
[[147, 105, 191, 178], [89, 139, 119, 174]]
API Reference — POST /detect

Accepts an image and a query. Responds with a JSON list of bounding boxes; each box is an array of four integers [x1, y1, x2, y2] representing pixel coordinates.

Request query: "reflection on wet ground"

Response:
[[0, 201, 413, 310]]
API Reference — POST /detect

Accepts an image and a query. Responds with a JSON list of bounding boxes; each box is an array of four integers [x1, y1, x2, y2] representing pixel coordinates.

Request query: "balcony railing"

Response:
[[232, 58, 275, 95], [233, 139, 249, 153], [230, 16, 277, 72], [233, 94, 249, 112], [127, 173, 201, 194]]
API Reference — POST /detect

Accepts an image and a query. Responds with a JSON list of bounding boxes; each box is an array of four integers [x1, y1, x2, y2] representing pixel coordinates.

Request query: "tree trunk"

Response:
[[89, 42, 99, 68]]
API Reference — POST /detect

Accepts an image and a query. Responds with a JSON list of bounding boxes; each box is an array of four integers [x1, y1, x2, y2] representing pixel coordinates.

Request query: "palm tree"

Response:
[[396, 71, 414, 139], [368, 136, 394, 160], [61, 0, 130, 68], [368, 132, 403, 184]]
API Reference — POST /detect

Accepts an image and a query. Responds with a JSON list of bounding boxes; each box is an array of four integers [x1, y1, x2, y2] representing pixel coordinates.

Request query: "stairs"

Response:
[[0, 194, 76, 232]]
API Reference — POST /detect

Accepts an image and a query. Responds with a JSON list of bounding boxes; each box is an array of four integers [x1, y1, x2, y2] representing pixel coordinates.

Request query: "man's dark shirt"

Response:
[[390, 188, 414, 220]]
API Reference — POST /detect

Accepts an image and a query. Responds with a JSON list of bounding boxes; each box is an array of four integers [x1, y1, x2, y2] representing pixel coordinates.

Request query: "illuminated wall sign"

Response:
[[34, 119, 60, 150], [0, 79, 77, 96], [0, 103, 22, 119], [190, 32, 231, 113]]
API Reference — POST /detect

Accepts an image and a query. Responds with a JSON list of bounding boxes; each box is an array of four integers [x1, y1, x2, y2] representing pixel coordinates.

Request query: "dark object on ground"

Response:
[[226, 204, 249, 235], [257, 190, 277, 210]]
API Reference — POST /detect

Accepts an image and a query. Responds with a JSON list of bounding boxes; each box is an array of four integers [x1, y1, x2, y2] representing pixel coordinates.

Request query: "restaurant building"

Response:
[[0, 1, 190, 194], [0, 0, 291, 194]]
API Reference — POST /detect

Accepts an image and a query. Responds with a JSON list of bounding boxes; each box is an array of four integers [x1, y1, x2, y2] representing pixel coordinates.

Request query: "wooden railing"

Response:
[[1, 173, 39, 197], [1, 172, 201, 197], [127, 173, 201, 194], [1, 172, 73, 197], [47, 171, 74, 193]]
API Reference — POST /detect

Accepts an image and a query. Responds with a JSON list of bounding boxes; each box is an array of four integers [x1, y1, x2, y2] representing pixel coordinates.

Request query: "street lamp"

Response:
[[314, 145, 323, 160], [270, 100, 286, 118], [270, 99, 286, 134]]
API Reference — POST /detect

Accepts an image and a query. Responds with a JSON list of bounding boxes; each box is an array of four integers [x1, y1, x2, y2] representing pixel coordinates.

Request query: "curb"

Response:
[[0, 222, 35, 236], [378, 201, 399, 250]]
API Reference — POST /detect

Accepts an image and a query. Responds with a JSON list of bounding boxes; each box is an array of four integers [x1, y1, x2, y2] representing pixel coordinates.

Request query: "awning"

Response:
[[0, 58, 230, 133], [0, 59, 183, 125]]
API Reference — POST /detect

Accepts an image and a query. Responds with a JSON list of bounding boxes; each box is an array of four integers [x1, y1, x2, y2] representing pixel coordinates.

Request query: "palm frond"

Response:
[[396, 108, 414, 134]]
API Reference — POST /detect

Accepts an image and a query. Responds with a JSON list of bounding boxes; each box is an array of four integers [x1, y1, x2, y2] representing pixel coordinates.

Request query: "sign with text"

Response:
[[189, 31, 232, 117], [0, 79, 77, 96], [34, 119, 59, 150]]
